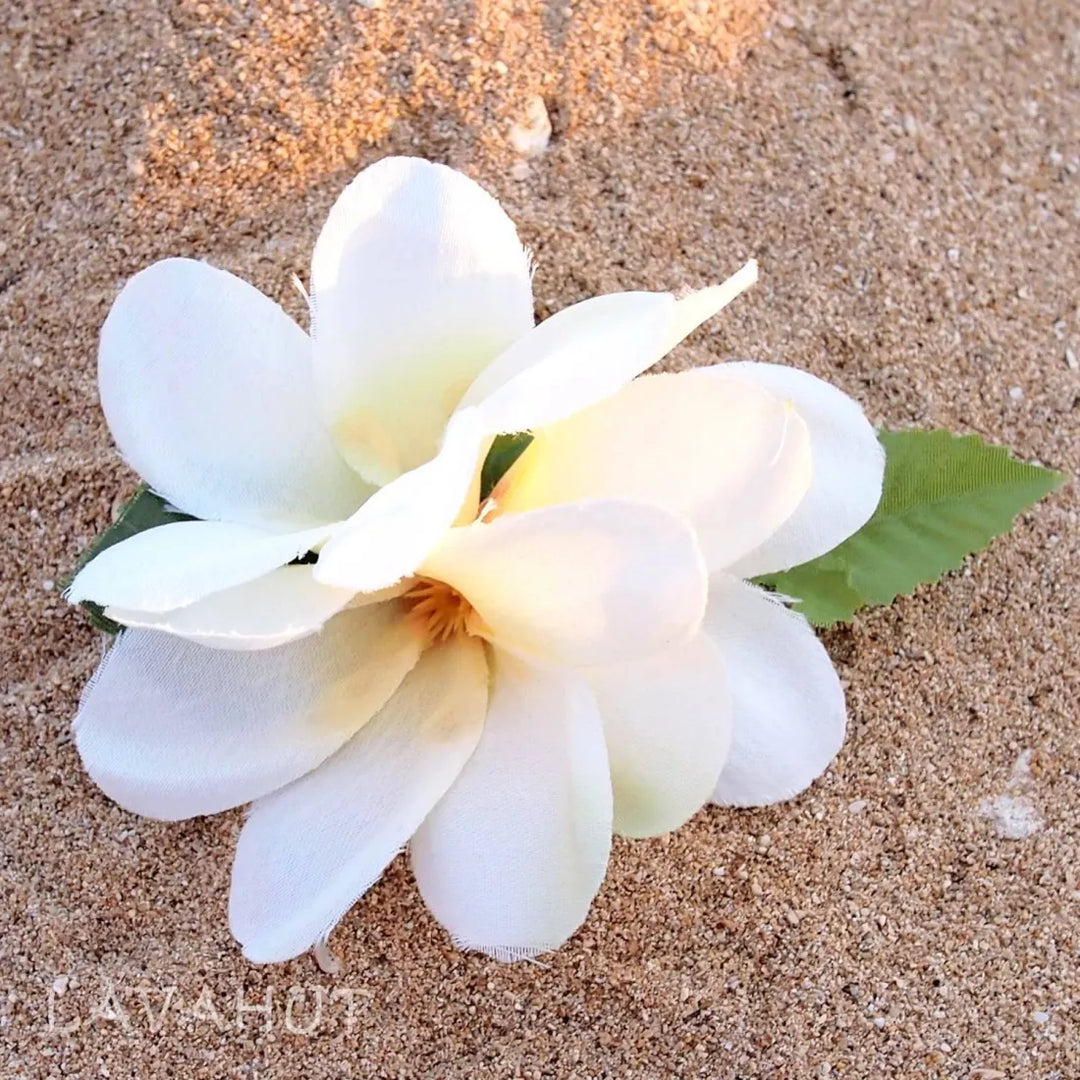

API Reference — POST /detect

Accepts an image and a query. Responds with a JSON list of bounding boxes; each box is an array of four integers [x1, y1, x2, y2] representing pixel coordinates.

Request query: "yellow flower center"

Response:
[[403, 577, 478, 645]]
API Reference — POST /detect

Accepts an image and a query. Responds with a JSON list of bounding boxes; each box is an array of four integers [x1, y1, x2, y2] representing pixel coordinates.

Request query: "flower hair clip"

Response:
[[66, 157, 1062, 967]]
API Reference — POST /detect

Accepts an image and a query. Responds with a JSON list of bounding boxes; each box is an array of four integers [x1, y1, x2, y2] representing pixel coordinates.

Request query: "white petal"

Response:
[[587, 632, 732, 838], [229, 636, 489, 963], [411, 649, 612, 961], [712, 362, 885, 577], [495, 371, 813, 572], [420, 498, 708, 667], [461, 260, 759, 434], [74, 603, 423, 821], [104, 565, 356, 650], [310, 157, 534, 485], [662, 259, 759, 356], [99, 258, 372, 529], [460, 291, 673, 431], [704, 576, 846, 807], [67, 520, 336, 612], [313, 408, 487, 592]]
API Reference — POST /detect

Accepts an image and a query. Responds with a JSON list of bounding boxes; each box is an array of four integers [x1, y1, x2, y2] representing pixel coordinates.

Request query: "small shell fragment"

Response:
[[511, 96, 553, 159]]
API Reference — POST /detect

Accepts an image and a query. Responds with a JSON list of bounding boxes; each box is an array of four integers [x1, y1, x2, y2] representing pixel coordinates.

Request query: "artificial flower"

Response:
[[68, 156, 884, 964]]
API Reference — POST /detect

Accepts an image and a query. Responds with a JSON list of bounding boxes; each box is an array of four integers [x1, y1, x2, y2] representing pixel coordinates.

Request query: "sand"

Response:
[[2, 0, 1078, 1076]]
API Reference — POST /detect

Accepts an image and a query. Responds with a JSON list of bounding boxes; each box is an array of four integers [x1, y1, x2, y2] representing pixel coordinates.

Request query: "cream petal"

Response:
[[461, 260, 759, 434], [494, 371, 813, 572], [411, 649, 612, 961], [229, 636, 489, 964], [704, 575, 846, 807], [104, 565, 356, 650], [661, 259, 759, 356], [587, 631, 732, 838], [312, 408, 487, 592], [712, 362, 885, 578], [461, 291, 673, 430], [310, 157, 534, 485], [74, 603, 423, 821], [66, 520, 336, 612], [99, 258, 372, 529], [420, 498, 707, 666]]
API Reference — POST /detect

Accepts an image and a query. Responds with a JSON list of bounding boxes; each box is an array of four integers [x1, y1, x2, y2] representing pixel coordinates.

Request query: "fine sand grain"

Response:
[[2, 0, 1078, 1076]]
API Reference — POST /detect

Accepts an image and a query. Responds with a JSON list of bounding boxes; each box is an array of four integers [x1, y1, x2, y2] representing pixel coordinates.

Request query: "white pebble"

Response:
[[510, 95, 552, 159], [978, 794, 1043, 839], [1008, 386, 1024, 400]]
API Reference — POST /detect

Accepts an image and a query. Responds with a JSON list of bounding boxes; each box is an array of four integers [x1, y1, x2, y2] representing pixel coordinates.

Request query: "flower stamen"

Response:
[[404, 577, 478, 645]]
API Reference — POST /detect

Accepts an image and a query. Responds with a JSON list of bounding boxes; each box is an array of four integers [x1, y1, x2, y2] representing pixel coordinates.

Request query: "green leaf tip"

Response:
[[480, 432, 533, 502], [65, 486, 196, 635], [754, 429, 1065, 627]]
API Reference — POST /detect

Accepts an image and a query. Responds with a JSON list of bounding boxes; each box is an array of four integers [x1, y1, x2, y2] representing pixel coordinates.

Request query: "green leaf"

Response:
[[757, 565, 867, 628], [755, 429, 1065, 626], [480, 432, 533, 501], [64, 486, 195, 635]]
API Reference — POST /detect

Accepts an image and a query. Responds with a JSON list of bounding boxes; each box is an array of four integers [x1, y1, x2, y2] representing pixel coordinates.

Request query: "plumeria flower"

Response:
[[68, 157, 884, 965]]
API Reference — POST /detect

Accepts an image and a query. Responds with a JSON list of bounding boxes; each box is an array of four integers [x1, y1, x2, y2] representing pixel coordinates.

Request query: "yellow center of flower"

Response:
[[404, 577, 478, 645]]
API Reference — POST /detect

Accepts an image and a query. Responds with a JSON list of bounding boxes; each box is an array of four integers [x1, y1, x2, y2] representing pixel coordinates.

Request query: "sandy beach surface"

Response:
[[3, 0, 1078, 1076]]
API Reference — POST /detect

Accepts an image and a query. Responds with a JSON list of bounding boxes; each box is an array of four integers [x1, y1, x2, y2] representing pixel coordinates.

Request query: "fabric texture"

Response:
[[310, 157, 535, 484], [705, 575, 847, 806], [230, 637, 489, 963], [411, 650, 613, 960], [99, 257, 371, 529], [74, 603, 423, 820]]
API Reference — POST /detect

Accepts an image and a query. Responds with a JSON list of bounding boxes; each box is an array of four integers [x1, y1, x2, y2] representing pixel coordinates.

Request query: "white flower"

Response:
[[68, 156, 884, 964]]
